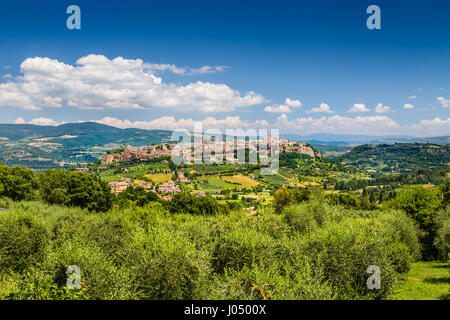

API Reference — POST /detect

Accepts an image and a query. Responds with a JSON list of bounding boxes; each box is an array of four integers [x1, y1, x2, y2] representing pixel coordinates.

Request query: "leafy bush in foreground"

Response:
[[0, 212, 48, 273], [0, 199, 423, 300], [434, 208, 450, 261]]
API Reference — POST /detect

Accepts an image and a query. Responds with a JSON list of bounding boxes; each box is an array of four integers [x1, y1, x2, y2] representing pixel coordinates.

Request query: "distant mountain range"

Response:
[[0, 122, 173, 147], [0, 122, 448, 169], [283, 133, 450, 145], [1, 122, 447, 146]]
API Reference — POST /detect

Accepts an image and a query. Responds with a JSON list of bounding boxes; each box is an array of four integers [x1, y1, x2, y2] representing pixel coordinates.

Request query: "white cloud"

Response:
[[306, 103, 334, 114], [105, 61, 227, 76], [13, 117, 26, 124], [408, 95, 417, 99], [2, 74, 12, 79], [276, 114, 399, 135], [347, 103, 370, 113], [374, 103, 391, 114], [95, 114, 401, 136], [264, 97, 302, 113], [94, 114, 449, 136], [3, 65, 10, 70], [412, 118, 450, 136], [16, 114, 442, 136], [437, 96, 450, 108], [403, 103, 415, 109], [14, 117, 58, 126], [284, 98, 302, 108], [187, 65, 229, 75], [264, 104, 292, 113], [0, 55, 264, 112], [94, 116, 269, 131], [414, 117, 450, 127]]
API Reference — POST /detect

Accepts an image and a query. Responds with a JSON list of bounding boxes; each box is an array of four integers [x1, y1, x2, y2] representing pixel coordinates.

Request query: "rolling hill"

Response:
[[0, 122, 173, 169], [337, 143, 450, 173]]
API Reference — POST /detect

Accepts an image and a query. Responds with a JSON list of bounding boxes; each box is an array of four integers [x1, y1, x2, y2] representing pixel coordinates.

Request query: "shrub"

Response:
[[42, 239, 134, 299], [166, 193, 219, 215], [133, 230, 211, 299], [378, 210, 422, 262], [273, 187, 293, 213], [6, 263, 90, 300], [0, 198, 427, 300], [212, 228, 275, 274], [0, 211, 48, 273], [384, 186, 441, 259], [0, 196, 12, 209], [116, 186, 159, 207], [327, 193, 361, 209], [0, 164, 39, 201], [434, 208, 450, 261], [39, 169, 113, 212], [298, 218, 401, 299], [205, 262, 333, 300], [282, 204, 318, 233]]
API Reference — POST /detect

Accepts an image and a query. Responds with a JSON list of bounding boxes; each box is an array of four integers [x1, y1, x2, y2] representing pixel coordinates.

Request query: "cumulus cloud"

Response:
[[264, 104, 292, 113], [374, 103, 391, 114], [412, 118, 450, 135], [98, 114, 400, 135], [306, 103, 334, 114], [284, 98, 302, 108], [0, 55, 264, 112], [347, 103, 370, 113], [14, 117, 58, 126], [99, 114, 401, 135], [15, 114, 447, 136], [94, 116, 269, 131], [264, 97, 302, 113], [413, 117, 450, 127], [276, 114, 399, 135], [437, 96, 450, 108], [403, 103, 415, 109]]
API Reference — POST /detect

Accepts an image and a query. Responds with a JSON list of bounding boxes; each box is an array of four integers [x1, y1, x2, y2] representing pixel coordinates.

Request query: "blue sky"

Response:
[[0, 0, 449, 136]]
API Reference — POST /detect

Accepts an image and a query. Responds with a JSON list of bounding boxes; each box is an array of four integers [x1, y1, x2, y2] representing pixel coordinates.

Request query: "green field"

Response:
[[99, 162, 170, 182], [198, 176, 240, 190], [144, 173, 172, 184], [391, 261, 450, 300], [221, 175, 259, 187]]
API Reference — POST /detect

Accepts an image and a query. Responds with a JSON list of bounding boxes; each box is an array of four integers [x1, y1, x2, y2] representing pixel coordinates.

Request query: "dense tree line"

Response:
[[335, 169, 448, 191], [0, 163, 112, 212], [337, 143, 450, 172]]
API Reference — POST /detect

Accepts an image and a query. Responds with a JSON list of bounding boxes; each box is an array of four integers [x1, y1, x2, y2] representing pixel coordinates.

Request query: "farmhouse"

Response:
[[108, 180, 131, 194], [159, 180, 181, 194], [177, 171, 190, 183]]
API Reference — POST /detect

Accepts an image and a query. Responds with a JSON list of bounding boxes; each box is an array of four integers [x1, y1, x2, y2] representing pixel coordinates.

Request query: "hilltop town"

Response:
[[101, 138, 317, 165], [99, 138, 318, 200], [102, 144, 174, 164]]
